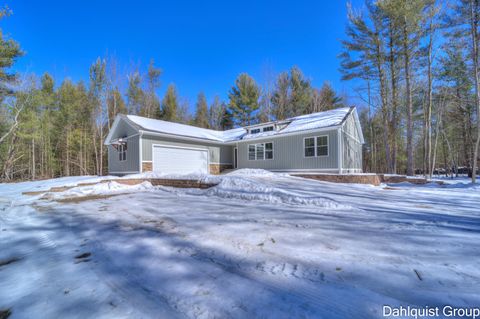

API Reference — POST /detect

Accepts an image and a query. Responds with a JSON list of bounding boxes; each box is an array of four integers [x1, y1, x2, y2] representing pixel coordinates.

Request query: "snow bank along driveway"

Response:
[[0, 172, 479, 319]]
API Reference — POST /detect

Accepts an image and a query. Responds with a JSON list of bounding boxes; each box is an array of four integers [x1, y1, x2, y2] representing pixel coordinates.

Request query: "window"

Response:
[[251, 128, 261, 134], [118, 143, 127, 161], [304, 137, 315, 157], [248, 145, 256, 160], [304, 135, 328, 157], [256, 143, 264, 159], [265, 142, 273, 159], [317, 136, 328, 156], [263, 126, 274, 132], [248, 142, 274, 160]]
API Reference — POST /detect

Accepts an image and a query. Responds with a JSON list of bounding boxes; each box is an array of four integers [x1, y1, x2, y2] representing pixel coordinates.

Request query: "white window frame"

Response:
[[262, 126, 274, 132], [303, 135, 329, 158], [250, 128, 261, 134], [118, 144, 127, 161], [247, 142, 274, 160]]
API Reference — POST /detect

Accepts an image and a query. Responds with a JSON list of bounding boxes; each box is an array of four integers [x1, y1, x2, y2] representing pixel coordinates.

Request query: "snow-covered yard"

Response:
[[0, 171, 479, 319]]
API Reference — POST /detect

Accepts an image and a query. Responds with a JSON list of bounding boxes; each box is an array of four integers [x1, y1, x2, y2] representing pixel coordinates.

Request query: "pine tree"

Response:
[[271, 72, 290, 120], [161, 84, 179, 122], [194, 92, 209, 128], [289, 66, 312, 116], [0, 6, 23, 101], [449, 0, 480, 182], [89, 58, 107, 175], [228, 73, 260, 126], [140, 59, 161, 118], [340, 2, 393, 173], [311, 81, 343, 112], [221, 105, 234, 130], [381, 0, 428, 176], [126, 70, 144, 115], [271, 66, 313, 120]]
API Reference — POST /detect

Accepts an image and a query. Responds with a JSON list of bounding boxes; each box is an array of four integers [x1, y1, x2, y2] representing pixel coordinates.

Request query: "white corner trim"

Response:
[[338, 127, 343, 174], [139, 132, 143, 173]]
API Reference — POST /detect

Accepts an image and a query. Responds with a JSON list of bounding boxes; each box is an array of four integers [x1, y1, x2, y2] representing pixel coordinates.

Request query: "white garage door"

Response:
[[152, 145, 209, 175]]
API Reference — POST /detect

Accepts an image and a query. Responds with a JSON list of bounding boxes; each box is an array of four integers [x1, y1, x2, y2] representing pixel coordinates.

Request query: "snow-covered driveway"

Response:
[[0, 172, 479, 318]]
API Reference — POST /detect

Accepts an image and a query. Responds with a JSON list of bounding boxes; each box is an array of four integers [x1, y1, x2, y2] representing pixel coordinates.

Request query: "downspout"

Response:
[[139, 131, 143, 173], [236, 141, 239, 169], [338, 127, 343, 174]]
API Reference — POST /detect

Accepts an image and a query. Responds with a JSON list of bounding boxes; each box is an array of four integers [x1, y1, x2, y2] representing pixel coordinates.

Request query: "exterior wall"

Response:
[[341, 114, 363, 172], [108, 134, 140, 174], [141, 134, 234, 173], [236, 130, 339, 171]]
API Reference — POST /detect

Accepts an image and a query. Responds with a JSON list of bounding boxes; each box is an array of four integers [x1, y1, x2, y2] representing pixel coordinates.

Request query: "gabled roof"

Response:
[[105, 107, 363, 145]]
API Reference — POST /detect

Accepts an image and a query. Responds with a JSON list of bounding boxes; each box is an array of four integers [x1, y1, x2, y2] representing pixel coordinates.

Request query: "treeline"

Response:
[[0, 8, 344, 181], [341, 0, 480, 181]]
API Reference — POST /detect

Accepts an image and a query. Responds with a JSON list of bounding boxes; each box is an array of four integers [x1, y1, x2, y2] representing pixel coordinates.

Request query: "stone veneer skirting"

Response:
[[142, 161, 232, 175], [142, 162, 152, 172], [209, 164, 233, 175], [294, 174, 428, 186]]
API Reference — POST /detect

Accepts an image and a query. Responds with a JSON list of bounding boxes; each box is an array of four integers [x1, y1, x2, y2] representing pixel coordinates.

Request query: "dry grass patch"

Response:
[[55, 193, 124, 203], [0, 309, 11, 319]]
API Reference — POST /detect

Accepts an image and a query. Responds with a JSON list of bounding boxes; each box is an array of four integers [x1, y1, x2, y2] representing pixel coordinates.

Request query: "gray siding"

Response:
[[108, 135, 140, 173], [142, 134, 233, 164], [236, 130, 339, 171], [341, 114, 363, 172]]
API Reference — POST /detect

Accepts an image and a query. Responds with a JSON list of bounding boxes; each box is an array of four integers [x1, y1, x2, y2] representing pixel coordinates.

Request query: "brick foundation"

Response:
[[142, 162, 152, 172], [209, 164, 233, 175], [143, 162, 231, 175], [115, 178, 216, 189], [295, 174, 383, 186], [294, 174, 428, 186]]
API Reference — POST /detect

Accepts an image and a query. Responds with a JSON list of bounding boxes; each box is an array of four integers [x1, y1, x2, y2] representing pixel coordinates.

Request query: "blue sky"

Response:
[[4, 0, 363, 109]]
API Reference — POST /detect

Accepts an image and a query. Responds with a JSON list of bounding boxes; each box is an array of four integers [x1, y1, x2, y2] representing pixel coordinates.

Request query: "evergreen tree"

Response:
[[271, 72, 290, 120], [161, 84, 179, 122], [140, 59, 161, 118], [194, 92, 209, 128], [228, 73, 260, 126], [0, 6, 23, 100], [311, 81, 343, 112], [126, 70, 144, 115], [89, 58, 107, 175], [449, 0, 480, 182], [289, 66, 312, 116], [271, 66, 313, 119], [221, 104, 234, 130]]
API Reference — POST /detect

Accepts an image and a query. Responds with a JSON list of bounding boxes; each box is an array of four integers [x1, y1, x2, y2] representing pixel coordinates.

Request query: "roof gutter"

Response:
[[139, 129, 226, 145]]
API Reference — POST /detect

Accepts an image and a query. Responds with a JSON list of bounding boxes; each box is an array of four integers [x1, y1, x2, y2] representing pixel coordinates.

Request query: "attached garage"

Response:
[[152, 145, 209, 175]]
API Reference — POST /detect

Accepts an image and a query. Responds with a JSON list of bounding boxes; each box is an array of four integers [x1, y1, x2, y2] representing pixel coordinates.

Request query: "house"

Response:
[[104, 106, 364, 175]]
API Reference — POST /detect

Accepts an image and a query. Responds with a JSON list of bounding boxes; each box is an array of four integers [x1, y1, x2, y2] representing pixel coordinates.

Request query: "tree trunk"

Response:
[[374, 29, 392, 173], [426, 20, 434, 178], [31, 138, 36, 180], [389, 22, 398, 174], [470, 0, 480, 183], [403, 19, 414, 176]]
